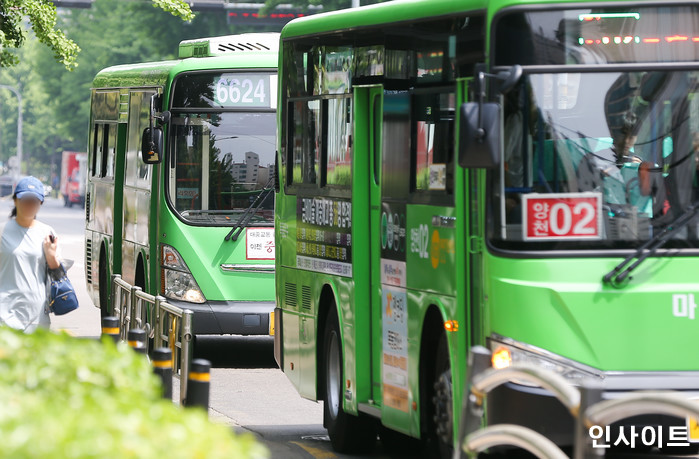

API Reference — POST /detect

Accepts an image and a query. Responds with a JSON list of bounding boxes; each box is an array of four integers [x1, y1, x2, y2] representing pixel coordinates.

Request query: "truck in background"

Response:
[[60, 151, 87, 207]]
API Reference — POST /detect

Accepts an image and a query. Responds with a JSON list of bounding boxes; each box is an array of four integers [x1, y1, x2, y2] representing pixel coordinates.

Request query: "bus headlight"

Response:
[[488, 335, 603, 386], [161, 245, 206, 304]]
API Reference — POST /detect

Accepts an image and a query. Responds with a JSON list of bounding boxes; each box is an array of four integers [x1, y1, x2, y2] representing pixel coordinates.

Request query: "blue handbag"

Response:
[[49, 265, 79, 315]]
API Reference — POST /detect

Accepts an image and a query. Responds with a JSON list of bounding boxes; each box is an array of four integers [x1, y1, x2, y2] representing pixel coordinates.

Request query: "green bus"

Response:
[[86, 33, 279, 338], [273, 0, 699, 455]]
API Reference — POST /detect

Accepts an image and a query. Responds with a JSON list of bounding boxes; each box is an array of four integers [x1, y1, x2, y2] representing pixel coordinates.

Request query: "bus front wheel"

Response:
[[427, 332, 453, 458], [322, 306, 376, 453]]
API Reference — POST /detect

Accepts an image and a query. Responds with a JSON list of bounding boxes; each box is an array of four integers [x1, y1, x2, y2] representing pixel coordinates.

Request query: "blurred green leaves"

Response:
[[0, 0, 194, 70], [0, 327, 267, 458]]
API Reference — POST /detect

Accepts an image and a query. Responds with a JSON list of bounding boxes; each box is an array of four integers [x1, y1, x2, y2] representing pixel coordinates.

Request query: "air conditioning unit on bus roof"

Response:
[[178, 33, 280, 59]]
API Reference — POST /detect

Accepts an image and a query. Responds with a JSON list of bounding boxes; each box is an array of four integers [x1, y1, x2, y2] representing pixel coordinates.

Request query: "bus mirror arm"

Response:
[[155, 111, 171, 126], [497, 65, 522, 94]]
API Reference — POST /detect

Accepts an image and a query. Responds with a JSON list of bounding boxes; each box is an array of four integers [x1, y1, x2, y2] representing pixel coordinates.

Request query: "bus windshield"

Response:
[[168, 111, 275, 225], [491, 70, 699, 251]]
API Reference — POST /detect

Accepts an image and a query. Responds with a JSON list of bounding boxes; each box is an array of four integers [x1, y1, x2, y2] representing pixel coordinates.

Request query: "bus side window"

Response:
[[101, 124, 116, 179], [126, 91, 153, 189], [323, 96, 352, 187], [289, 99, 320, 186], [382, 91, 411, 200], [136, 94, 153, 186], [92, 124, 104, 178], [412, 90, 455, 195]]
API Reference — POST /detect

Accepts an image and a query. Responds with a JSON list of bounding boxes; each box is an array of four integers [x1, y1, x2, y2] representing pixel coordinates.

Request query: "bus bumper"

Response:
[[487, 372, 699, 447], [166, 299, 275, 335]]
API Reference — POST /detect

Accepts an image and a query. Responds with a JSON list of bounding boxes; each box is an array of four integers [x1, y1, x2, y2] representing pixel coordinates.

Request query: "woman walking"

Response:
[[0, 176, 61, 332]]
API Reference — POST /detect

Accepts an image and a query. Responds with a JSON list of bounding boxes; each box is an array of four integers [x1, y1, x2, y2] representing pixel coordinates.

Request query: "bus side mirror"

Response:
[[458, 102, 501, 169], [141, 127, 164, 164], [458, 64, 521, 169]]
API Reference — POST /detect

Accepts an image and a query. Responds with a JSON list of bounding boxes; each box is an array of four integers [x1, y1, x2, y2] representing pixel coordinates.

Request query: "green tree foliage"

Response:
[[0, 0, 194, 69], [0, 35, 65, 179], [0, 0, 233, 176]]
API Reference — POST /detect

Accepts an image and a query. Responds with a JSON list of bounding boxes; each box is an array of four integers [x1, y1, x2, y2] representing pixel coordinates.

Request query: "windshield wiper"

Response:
[[224, 176, 275, 242], [603, 202, 699, 287]]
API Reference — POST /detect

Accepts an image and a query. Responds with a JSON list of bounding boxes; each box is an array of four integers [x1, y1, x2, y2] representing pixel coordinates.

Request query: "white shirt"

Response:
[[0, 219, 54, 332]]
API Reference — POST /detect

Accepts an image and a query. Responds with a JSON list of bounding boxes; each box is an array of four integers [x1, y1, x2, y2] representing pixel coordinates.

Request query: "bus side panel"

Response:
[[282, 308, 301, 390], [277, 186, 304, 393]]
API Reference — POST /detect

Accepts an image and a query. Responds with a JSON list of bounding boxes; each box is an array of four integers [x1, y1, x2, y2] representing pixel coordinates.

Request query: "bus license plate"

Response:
[[269, 311, 275, 336]]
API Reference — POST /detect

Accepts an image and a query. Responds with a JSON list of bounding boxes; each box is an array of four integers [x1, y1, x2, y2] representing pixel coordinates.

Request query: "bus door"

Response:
[[375, 87, 413, 432], [122, 90, 156, 288], [357, 84, 385, 408]]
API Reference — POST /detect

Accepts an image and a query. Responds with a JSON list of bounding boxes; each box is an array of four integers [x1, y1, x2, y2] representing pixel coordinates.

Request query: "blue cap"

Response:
[[15, 176, 45, 203]]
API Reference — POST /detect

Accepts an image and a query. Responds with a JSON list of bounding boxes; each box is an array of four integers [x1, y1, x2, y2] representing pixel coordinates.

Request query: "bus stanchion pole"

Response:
[[101, 316, 120, 343], [573, 383, 604, 459], [180, 309, 194, 405], [129, 285, 142, 333], [110, 274, 120, 322], [154, 295, 166, 349], [127, 328, 147, 354], [184, 358, 210, 410], [152, 348, 173, 400], [457, 346, 492, 459]]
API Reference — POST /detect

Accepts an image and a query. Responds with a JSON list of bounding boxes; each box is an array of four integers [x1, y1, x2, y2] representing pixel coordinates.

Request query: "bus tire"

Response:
[[427, 331, 453, 458], [322, 306, 376, 453]]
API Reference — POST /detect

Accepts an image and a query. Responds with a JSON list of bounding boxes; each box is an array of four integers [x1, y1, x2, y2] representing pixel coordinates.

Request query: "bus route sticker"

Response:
[[246, 228, 275, 260], [382, 287, 409, 413], [522, 192, 603, 241]]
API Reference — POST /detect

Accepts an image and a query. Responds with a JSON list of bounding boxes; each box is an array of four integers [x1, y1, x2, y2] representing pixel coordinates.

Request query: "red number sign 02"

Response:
[[522, 193, 602, 241]]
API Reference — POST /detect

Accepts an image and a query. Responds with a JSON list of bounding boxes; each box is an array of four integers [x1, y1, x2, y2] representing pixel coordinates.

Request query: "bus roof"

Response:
[[280, 0, 484, 39], [280, 0, 652, 39], [93, 33, 279, 89]]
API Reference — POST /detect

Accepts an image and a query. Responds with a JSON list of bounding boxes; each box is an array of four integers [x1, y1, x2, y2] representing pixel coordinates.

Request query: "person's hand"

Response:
[[43, 234, 60, 269]]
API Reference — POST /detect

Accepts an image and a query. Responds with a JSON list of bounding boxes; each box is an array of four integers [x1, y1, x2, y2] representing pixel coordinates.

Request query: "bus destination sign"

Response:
[[213, 74, 273, 108]]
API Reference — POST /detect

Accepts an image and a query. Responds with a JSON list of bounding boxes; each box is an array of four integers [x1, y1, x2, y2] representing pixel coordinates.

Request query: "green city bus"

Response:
[[86, 33, 279, 338], [273, 0, 699, 455]]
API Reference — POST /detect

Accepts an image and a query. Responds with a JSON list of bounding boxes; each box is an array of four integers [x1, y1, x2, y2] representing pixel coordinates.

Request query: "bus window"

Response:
[[91, 124, 103, 178], [290, 99, 320, 185], [101, 124, 116, 179], [126, 91, 153, 189], [324, 97, 352, 187], [491, 71, 699, 248], [382, 91, 411, 200], [169, 111, 276, 224], [412, 90, 455, 194]]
